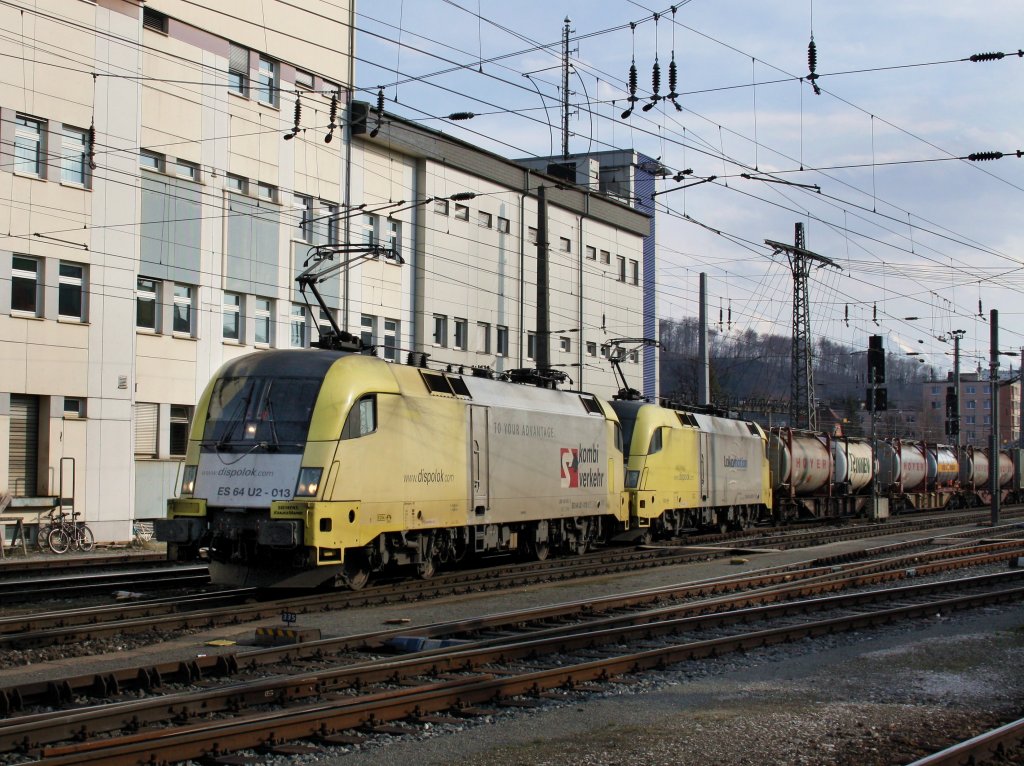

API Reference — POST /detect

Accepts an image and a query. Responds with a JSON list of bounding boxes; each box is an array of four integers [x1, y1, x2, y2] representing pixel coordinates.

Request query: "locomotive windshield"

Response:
[[202, 376, 322, 452]]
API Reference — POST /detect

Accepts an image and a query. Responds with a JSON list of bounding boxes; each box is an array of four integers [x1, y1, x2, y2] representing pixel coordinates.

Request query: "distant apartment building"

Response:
[[0, 0, 650, 539], [921, 372, 1020, 446]]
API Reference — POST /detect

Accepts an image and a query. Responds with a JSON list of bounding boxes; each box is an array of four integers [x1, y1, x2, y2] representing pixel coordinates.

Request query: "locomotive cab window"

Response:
[[648, 428, 663, 455], [342, 395, 377, 439], [579, 395, 603, 415]]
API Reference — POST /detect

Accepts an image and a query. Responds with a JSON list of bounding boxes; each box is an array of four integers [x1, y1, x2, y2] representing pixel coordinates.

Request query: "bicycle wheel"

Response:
[[48, 527, 70, 554], [36, 523, 53, 552], [78, 525, 95, 552]]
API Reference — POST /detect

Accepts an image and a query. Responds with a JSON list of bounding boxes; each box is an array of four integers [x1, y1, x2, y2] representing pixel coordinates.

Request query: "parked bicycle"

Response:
[[35, 507, 65, 552], [131, 519, 154, 549], [47, 511, 94, 554]]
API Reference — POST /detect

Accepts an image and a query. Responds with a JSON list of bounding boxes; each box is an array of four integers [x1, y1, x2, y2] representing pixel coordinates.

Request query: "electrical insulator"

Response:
[[808, 39, 817, 73], [369, 87, 385, 137], [324, 94, 338, 143], [284, 95, 302, 140], [628, 61, 638, 97], [968, 151, 1003, 161], [87, 120, 97, 170], [375, 88, 385, 114], [448, 112, 475, 120], [970, 52, 1005, 62]]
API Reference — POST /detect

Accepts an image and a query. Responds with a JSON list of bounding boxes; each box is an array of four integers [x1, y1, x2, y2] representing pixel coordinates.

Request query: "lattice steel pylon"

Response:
[[766, 223, 841, 430]]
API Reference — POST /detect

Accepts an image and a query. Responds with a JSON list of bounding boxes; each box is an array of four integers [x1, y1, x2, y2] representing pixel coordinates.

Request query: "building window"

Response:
[[385, 219, 400, 256], [434, 199, 449, 216], [984, 415, 991, 425], [586, 246, 597, 261], [14, 115, 43, 176], [169, 406, 192, 456], [478, 211, 492, 228], [294, 194, 313, 241], [383, 318, 399, 361], [600, 249, 610, 264], [61, 126, 89, 185], [527, 227, 538, 244], [63, 397, 84, 417], [559, 237, 571, 253], [984, 399, 991, 410], [134, 402, 159, 457], [256, 55, 278, 106], [58, 262, 85, 320], [454, 318, 468, 350], [136, 277, 159, 329], [433, 314, 447, 347], [966, 386, 976, 394], [256, 182, 276, 202], [360, 314, 376, 348], [11, 255, 40, 314], [322, 201, 339, 245], [617, 255, 627, 282], [587, 341, 597, 356], [173, 284, 193, 334], [226, 173, 247, 193], [142, 7, 169, 33], [454, 204, 469, 221], [360, 213, 377, 246], [228, 43, 249, 95], [254, 298, 272, 344], [630, 259, 639, 285], [497, 216, 510, 234], [290, 303, 307, 347], [527, 332, 537, 360], [496, 325, 508, 357], [295, 69, 314, 90], [560, 336, 571, 352], [477, 322, 491, 353], [966, 415, 976, 425], [630, 350, 638, 363], [223, 292, 241, 340], [318, 308, 334, 340], [601, 344, 610, 358], [967, 401, 976, 410], [176, 160, 199, 181], [140, 150, 164, 171], [321, 79, 340, 98]]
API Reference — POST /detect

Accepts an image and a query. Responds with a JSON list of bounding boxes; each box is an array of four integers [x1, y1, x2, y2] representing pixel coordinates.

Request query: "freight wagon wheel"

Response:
[[528, 537, 550, 561]]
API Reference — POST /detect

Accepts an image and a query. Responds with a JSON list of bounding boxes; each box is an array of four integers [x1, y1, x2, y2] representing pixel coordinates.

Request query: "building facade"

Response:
[[0, 0, 650, 539], [920, 372, 1021, 447]]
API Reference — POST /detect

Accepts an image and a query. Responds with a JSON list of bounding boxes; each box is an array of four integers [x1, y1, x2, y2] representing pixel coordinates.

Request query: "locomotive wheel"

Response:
[[529, 537, 550, 561], [416, 556, 437, 579], [342, 555, 371, 591]]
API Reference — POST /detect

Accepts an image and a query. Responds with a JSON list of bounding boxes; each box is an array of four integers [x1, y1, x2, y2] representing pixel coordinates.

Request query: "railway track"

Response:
[[1, 511, 1021, 652], [3, 539, 1023, 764], [0, 563, 210, 604]]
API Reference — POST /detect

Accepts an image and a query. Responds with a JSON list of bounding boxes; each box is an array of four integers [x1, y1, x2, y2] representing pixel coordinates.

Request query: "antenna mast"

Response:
[[561, 17, 572, 159]]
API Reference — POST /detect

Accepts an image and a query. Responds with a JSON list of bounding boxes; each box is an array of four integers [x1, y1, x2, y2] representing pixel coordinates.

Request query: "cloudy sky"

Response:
[[355, 1, 1024, 375]]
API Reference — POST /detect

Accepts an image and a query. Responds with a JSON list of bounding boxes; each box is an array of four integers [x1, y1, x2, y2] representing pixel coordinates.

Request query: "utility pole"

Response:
[[990, 310, 1000, 527], [536, 184, 550, 370], [698, 273, 710, 405], [561, 17, 572, 160], [766, 223, 841, 429], [949, 329, 965, 456]]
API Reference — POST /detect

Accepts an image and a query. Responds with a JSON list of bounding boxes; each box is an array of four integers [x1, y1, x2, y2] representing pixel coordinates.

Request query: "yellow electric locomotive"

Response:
[[157, 349, 627, 588], [610, 400, 772, 537]]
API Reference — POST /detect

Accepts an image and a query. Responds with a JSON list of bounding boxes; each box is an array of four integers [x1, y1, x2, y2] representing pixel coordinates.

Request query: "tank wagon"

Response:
[[155, 350, 626, 588]]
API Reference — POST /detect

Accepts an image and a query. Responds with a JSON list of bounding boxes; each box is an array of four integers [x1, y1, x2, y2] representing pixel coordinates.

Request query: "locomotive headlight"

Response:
[[181, 465, 197, 495], [625, 470, 640, 489], [295, 467, 323, 497]]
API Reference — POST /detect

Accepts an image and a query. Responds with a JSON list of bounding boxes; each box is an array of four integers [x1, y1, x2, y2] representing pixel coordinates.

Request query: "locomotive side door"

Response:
[[469, 406, 490, 515], [699, 431, 710, 503]]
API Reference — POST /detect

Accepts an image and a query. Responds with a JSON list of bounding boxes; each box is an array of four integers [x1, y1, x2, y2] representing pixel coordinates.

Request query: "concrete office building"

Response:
[[0, 0, 651, 540]]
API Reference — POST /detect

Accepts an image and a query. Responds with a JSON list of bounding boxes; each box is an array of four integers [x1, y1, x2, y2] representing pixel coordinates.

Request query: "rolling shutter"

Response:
[[9, 395, 39, 495], [134, 402, 159, 457]]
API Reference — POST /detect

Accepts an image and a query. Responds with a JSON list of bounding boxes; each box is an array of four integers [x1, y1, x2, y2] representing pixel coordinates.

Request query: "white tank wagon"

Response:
[[768, 428, 846, 520]]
